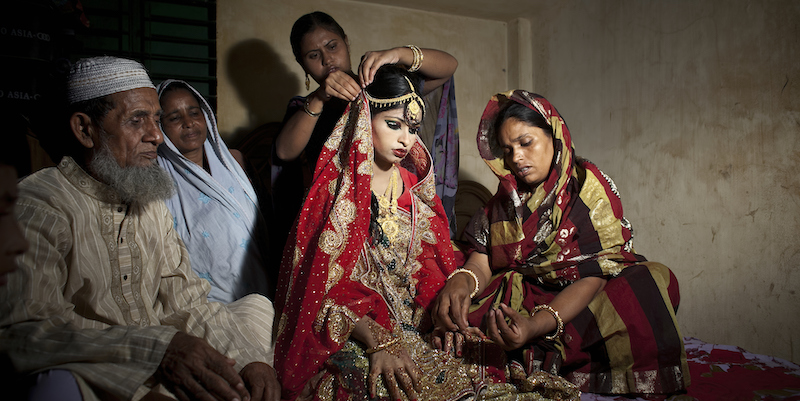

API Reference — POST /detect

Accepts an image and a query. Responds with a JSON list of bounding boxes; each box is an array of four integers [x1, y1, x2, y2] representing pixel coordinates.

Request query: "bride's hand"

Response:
[[367, 343, 422, 401], [431, 327, 463, 356], [431, 326, 488, 357]]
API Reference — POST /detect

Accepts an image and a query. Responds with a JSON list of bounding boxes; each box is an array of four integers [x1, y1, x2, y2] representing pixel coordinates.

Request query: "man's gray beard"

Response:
[[89, 143, 174, 205]]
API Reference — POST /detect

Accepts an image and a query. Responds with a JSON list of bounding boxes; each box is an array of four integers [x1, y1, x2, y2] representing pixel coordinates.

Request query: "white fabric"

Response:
[[67, 56, 156, 104], [156, 79, 269, 303], [1, 157, 274, 400]]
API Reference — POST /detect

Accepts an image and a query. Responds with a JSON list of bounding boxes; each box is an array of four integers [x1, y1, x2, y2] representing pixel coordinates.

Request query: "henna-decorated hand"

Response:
[[367, 342, 422, 401]]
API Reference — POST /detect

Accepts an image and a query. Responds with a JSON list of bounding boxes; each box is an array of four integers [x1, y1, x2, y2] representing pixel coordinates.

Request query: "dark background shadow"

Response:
[[224, 38, 299, 145], [224, 38, 301, 295]]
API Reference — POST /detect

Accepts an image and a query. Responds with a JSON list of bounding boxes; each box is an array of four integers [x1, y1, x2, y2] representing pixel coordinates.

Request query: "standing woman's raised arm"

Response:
[[273, 77, 355, 162], [274, 11, 361, 163], [358, 46, 458, 95]]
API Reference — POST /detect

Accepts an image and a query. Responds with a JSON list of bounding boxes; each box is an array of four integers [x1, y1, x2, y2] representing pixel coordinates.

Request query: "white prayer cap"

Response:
[[67, 56, 156, 104]]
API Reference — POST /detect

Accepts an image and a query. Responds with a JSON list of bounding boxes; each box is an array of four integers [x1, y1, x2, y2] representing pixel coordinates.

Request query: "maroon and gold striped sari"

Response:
[[463, 91, 690, 394]]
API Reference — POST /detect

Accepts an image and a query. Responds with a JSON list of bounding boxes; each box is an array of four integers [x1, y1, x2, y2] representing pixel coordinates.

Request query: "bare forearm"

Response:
[[460, 252, 492, 297], [431, 251, 492, 332], [274, 95, 324, 162], [396, 47, 458, 95], [399, 47, 457, 79], [529, 277, 607, 338]]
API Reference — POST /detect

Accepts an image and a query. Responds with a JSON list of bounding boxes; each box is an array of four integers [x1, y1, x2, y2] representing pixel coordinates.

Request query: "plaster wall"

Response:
[[216, 0, 506, 192], [525, 0, 800, 362], [218, 0, 800, 362]]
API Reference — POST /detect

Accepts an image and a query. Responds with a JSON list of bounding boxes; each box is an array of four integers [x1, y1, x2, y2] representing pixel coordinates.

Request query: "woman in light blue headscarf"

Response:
[[156, 79, 270, 303]]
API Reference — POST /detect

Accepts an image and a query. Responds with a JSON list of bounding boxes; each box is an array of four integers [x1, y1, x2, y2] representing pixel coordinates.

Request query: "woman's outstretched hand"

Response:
[[430, 272, 474, 332], [485, 303, 535, 351], [367, 345, 422, 401], [317, 70, 361, 102]]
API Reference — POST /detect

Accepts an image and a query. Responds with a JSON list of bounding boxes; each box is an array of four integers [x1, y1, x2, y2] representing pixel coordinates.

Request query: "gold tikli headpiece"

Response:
[[365, 76, 425, 134]]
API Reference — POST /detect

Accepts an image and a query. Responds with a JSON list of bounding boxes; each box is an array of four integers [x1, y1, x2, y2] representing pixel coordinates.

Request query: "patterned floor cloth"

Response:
[[581, 337, 800, 401]]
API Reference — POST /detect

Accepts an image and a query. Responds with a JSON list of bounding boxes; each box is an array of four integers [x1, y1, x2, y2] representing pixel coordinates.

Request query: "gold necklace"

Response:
[[376, 166, 402, 242]]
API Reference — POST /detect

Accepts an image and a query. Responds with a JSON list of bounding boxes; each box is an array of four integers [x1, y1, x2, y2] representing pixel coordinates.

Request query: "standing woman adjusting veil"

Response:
[[270, 11, 459, 269]]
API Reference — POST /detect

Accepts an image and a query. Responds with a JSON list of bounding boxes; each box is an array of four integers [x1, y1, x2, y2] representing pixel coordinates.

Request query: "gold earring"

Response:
[[305, 73, 310, 91]]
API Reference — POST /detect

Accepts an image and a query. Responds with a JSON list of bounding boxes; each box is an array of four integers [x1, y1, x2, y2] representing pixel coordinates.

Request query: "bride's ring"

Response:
[[398, 372, 413, 388]]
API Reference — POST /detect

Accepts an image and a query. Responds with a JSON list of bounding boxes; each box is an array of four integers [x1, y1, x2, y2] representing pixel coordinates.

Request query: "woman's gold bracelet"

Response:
[[303, 96, 321, 118], [365, 337, 400, 354], [530, 304, 564, 341], [447, 268, 480, 299], [405, 45, 423, 72]]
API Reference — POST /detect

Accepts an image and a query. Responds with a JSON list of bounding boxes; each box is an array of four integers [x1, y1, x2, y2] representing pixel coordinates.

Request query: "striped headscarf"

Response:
[[466, 90, 644, 285]]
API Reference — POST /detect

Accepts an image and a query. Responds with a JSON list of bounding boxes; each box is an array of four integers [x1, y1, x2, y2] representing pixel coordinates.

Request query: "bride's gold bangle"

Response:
[[447, 268, 480, 299], [365, 337, 400, 354], [530, 304, 564, 341]]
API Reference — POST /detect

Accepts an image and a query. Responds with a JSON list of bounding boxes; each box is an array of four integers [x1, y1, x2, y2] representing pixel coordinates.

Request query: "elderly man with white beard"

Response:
[[0, 57, 279, 401]]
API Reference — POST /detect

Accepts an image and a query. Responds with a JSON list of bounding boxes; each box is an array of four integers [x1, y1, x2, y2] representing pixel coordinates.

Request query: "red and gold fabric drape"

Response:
[[273, 93, 455, 400]]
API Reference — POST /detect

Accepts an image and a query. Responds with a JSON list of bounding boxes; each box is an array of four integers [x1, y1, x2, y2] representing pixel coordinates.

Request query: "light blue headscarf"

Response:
[[156, 79, 268, 303]]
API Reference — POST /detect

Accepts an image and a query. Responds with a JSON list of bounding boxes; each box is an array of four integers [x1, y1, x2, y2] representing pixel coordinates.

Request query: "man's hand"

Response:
[[156, 332, 250, 401], [240, 362, 280, 401]]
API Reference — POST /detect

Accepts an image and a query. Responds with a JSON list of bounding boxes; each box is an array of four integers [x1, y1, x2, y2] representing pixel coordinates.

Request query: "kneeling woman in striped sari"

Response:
[[432, 91, 690, 395]]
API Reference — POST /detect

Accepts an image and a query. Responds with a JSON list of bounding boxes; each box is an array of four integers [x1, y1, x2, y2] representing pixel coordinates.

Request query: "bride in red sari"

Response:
[[273, 66, 579, 401]]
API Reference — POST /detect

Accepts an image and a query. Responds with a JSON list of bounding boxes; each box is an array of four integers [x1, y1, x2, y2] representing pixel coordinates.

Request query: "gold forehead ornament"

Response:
[[365, 76, 425, 125]]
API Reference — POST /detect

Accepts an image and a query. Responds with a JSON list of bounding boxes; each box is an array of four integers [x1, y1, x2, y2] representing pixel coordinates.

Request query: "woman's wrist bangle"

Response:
[[365, 337, 400, 354], [530, 304, 564, 341], [404, 45, 423, 72], [303, 96, 321, 117], [447, 268, 480, 299]]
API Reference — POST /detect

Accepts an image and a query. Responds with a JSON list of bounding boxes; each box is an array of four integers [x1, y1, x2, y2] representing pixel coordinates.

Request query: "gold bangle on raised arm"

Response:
[[404, 45, 423, 72]]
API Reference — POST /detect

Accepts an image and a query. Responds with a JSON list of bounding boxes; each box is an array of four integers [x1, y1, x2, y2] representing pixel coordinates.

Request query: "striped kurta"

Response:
[[0, 157, 275, 400]]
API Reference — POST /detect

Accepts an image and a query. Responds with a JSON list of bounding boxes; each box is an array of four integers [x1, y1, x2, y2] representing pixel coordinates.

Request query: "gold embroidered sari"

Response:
[[274, 92, 579, 401]]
